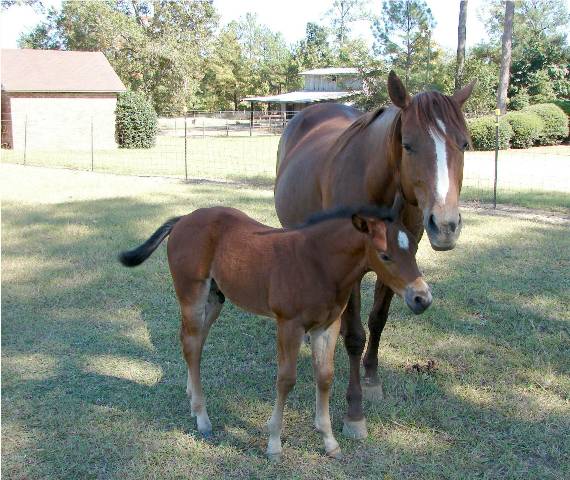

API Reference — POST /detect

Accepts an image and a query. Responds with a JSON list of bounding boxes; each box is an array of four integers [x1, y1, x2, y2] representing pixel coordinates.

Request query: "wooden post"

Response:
[[90, 116, 94, 171], [493, 108, 500, 208], [23, 115, 28, 166], [184, 109, 188, 181]]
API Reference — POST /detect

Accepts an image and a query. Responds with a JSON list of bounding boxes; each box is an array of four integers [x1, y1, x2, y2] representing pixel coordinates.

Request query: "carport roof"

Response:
[[1, 49, 127, 93]]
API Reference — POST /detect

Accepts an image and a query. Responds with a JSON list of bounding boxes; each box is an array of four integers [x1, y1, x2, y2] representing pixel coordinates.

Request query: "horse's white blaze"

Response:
[[398, 230, 409, 250], [430, 119, 449, 203]]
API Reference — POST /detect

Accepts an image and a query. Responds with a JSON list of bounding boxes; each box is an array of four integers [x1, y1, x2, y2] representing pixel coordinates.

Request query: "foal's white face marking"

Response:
[[398, 230, 409, 251], [430, 118, 449, 203]]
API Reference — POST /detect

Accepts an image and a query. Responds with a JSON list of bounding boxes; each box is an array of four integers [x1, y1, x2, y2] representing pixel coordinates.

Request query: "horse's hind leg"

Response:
[[310, 317, 342, 458], [179, 279, 224, 437]]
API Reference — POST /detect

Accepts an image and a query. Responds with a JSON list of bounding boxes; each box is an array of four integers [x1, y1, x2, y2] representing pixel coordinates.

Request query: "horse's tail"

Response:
[[119, 216, 182, 267]]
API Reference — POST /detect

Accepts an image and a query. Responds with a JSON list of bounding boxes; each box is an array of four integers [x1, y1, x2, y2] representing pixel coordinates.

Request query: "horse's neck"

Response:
[[303, 221, 367, 291], [327, 107, 401, 207]]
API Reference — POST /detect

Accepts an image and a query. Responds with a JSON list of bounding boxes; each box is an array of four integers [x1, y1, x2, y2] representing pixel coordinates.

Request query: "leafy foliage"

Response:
[[115, 91, 158, 149], [524, 103, 569, 144], [467, 116, 513, 151], [505, 111, 544, 148]]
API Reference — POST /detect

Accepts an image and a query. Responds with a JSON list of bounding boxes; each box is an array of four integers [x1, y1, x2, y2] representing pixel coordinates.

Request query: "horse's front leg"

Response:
[[340, 279, 368, 439], [266, 321, 305, 461], [362, 281, 394, 386]]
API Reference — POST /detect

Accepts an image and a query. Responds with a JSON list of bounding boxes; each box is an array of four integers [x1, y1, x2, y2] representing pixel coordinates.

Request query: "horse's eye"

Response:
[[460, 142, 469, 151], [379, 253, 391, 262], [402, 143, 413, 153]]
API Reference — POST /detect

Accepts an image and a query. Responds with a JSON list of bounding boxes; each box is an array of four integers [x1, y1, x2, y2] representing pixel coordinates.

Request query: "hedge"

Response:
[[505, 111, 544, 149], [467, 116, 513, 151], [115, 91, 158, 149], [523, 103, 568, 145]]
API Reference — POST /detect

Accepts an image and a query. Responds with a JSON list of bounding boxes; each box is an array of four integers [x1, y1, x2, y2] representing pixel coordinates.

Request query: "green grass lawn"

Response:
[[2, 165, 569, 479]]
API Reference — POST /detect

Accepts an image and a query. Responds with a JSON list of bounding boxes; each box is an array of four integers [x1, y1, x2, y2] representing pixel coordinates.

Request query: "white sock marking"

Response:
[[398, 230, 409, 250], [430, 119, 449, 203]]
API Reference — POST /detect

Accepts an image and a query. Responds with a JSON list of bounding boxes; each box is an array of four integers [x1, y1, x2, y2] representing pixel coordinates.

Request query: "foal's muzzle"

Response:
[[404, 283, 433, 315]]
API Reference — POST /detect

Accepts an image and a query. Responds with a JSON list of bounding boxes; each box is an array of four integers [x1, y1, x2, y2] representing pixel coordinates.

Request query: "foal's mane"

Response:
[[328, 90, 470, 159], [299, 204, 394, 229]]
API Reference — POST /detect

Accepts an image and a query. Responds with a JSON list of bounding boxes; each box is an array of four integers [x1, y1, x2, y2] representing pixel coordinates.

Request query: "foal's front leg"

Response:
[[310, 317, 342, 458], [266, 321, 304, 461]]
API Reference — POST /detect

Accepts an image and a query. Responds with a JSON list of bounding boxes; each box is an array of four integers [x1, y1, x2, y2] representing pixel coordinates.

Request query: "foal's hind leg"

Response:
[[266, 321, 305, 461], [310, 317, 342, 458], [179, 279, 223, 437]]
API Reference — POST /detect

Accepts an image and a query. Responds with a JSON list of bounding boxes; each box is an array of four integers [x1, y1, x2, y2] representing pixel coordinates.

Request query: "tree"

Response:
[[455, 0, 468, 90], [479, 0, 570, 103], [325, 0, 368, 50], [497, 1, 515, 113], [18, 0, 219, 113], [372, 0, 436, 91], [1, 0, 43, 12], [296, 22, 334, 69]]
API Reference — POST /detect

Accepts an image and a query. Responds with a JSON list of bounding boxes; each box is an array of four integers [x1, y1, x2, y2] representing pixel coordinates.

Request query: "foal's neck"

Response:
[[303, 220, 367, 291]]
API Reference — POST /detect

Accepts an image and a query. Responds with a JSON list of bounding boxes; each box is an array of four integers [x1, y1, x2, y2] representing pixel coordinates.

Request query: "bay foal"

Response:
[[119, 199, 431, 460]]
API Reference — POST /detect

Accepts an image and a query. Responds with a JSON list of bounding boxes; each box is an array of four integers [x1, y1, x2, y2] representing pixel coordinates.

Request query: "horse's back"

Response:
[[275, 103, 362, 227]]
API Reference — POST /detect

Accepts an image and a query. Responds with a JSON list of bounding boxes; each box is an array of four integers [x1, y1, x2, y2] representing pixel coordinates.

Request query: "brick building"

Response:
[[1, 49, 126, 150]]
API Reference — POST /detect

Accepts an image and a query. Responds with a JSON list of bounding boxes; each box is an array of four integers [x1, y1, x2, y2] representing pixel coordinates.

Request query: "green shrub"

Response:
[[509, 88, 530, 111], [552, 99, 570, 117], [505, 111, 544, 148], [524, 103, 568, 145], [115, 91, 158, 149], [467, 116, 513, 151]]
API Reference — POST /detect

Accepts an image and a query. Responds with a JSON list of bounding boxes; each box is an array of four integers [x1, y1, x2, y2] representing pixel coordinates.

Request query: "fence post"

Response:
[[90, 116, 94, 172], [493, 108, 500, 208], [202, 117, 205, 138], [184, 109, 188, 181], [250, 102, 253, 137], [23, 115, 28, 166], [226, 118, 229, 137]]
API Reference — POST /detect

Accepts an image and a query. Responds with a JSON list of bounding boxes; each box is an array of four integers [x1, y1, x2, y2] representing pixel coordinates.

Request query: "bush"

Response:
[[115, 91, 158, 149], [552, 99, 570, 117], [524, 103, 568, 145], [505, 111, 544, 148], [509, 88, 530, 111], [467, 115, 513, 151]]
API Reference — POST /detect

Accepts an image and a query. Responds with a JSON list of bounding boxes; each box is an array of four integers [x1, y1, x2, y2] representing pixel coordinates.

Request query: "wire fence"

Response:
[[1, 111, 569, 210]]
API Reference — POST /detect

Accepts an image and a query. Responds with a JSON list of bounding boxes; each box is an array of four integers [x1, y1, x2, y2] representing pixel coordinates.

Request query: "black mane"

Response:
[[299, 204, 395, 229]]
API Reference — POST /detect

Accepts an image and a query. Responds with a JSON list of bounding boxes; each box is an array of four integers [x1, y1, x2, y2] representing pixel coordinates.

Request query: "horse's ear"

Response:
[[387, 70, 411, 109], [391, 190, 404, 216], [452, 79, 477, 108], [352, 214, 369, 233]]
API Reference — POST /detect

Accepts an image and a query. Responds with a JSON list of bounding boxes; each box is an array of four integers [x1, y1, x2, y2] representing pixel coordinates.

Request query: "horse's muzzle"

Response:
[[404, 283, 432, 315], [426, 212, 462, 251]]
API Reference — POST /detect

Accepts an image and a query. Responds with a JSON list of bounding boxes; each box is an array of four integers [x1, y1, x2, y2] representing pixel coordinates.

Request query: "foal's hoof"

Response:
[[362, 373, 381, 387], [342, 418, 368, 440], [267, 452, 282, 463], [326, 446, 343, 460], [199, 429, 213, 440]]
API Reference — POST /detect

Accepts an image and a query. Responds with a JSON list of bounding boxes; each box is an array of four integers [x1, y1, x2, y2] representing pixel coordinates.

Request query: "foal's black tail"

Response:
[[119, 217, 182, 267]]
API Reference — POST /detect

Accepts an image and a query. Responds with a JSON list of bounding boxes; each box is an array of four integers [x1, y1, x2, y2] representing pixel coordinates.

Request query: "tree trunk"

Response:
[[455, 0, 468, 90], [497, 1, 514, 114]]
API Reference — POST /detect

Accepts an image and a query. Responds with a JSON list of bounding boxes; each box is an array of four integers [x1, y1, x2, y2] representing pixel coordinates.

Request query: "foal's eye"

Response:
[[460, 141, 469, 151], [379, 253, 391, 262], [402, 143, 413, 153]]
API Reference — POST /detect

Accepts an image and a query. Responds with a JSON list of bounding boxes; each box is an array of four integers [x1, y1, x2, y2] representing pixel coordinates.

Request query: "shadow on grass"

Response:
[[2, 191, 569, 479]]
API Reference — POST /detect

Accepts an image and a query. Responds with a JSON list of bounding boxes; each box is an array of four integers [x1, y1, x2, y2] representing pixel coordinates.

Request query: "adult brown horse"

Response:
[[274, 71, 475, 439]]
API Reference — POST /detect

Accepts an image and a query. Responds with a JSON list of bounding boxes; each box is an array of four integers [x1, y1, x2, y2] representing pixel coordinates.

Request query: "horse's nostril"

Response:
[[449, 221, 457, 233], [429, 214, 437, 232], [414, 296, 422, 304]]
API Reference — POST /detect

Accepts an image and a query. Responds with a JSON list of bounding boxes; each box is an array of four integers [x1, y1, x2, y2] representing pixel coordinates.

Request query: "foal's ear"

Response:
[[352, 214, 369, 233], [388, 70, 411, 109], [452, 79, 477, 108], [352, 215, 388, 251]]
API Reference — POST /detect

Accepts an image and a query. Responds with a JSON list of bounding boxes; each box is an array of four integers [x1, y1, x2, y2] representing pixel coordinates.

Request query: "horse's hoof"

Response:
[[326, 446, 343, 460], [342, 418, 368, 440], [267, 452, 282, 463], [199, 429, 213, 440]]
